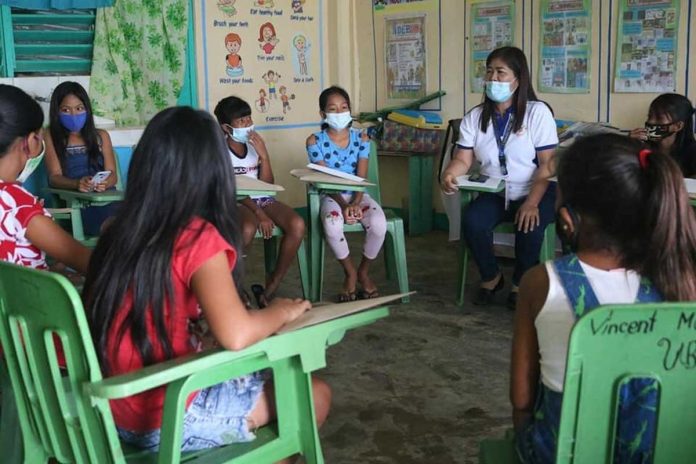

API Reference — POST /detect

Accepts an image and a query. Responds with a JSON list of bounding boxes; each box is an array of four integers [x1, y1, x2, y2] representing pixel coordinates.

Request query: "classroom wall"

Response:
[[354, 0, 696, 214]]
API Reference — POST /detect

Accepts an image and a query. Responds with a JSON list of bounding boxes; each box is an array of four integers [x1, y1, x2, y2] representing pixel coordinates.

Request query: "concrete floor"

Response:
[[244, 229, 516, 464]]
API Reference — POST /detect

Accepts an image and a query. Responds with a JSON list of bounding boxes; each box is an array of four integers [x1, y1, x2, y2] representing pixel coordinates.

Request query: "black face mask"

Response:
[[645, 122, 674, 141], [555, 204, 580, 255]]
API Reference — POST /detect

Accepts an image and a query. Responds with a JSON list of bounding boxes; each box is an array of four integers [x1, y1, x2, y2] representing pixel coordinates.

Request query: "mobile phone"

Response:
[[90, 170, 111, 185], [468, 173, 489, 183]]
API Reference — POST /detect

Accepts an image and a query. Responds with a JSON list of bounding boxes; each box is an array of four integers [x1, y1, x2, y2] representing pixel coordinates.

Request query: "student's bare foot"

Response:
[[337, 271, 358, 302], [357, 272, 379, 299]]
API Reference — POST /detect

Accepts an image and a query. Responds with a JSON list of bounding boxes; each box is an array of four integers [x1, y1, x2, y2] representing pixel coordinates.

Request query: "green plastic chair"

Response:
[[306, 140, 410, 303], [0, 261, 390, 463], [479, 303, 696, 463], [456, 189, 556, 306]]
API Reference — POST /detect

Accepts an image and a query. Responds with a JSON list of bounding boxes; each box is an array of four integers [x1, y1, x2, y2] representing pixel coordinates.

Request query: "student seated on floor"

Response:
[[0, 84, 90, 274], [629, 93, 696, 177], [214, 96, 305, 308], [83, 107, 331, 455], [305, 85, 386, 302], [44, 81, 120, 236], [510, 133, 696, 464]]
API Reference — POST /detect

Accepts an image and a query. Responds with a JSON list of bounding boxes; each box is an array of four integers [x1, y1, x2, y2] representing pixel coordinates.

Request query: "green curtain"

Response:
[[90, 0, 188, 126]]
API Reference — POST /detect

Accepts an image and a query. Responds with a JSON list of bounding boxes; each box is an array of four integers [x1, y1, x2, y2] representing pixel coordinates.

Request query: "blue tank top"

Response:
[[62, 144, 104, 180]]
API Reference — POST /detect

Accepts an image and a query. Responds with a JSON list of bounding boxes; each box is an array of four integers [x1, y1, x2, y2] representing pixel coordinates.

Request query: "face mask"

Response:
[[59, 112, 88, 133], [555, 204, 580, 254], [229, 125, 254, 143], [485, 81, 516, 103], [17, 139, 45, 183], [324, 111, 352, 130], [645, 123, 674, 141]]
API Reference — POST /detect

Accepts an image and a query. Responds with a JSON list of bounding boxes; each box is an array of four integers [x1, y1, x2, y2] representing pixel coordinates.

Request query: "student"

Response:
[[441, 46, 558, 309], [305, 86, 387, 302], [629, 93, 696, 177], [0, 84, 90, 273], [511, 133, 696, 463], [44, 81, 119, 236], [84, 107, 330, 454], [214, 96, 306, 308]]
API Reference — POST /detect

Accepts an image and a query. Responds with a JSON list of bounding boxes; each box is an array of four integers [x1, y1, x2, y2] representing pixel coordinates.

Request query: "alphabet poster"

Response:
[[196, 0, 323, 128], [614, 0, 678, 93]]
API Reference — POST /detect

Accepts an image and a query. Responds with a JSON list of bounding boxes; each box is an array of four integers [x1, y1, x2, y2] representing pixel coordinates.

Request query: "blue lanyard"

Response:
[[493, 113, 514, 176]]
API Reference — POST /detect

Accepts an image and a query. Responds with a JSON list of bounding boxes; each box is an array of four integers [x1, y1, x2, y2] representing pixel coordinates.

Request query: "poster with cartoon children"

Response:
[[258, 22, 280, 54], [291, 0, 305, 13], [225, 32, 244, 76], [217, 0, 236, 16], [292, 33, 310, 76]]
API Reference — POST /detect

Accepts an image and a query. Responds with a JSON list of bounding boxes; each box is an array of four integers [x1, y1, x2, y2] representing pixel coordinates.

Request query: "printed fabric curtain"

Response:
[[90, 0, 188, 126], [0, 1, 114, 7]]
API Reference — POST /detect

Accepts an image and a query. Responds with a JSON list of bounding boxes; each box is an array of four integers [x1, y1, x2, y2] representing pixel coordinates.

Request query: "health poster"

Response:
[[385, 15, 426, 99], [538, 0, 591, 93], [197, 0, 323, 129], [470, 1, 515, 93], [614, 0, 677, 93]]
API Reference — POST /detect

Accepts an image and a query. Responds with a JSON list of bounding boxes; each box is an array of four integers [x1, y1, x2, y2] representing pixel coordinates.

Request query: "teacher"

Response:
[[441, 46, 558, 309]]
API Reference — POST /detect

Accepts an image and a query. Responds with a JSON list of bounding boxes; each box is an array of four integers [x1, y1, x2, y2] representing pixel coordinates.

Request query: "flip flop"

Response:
[[251, 284, 269, 309], [358, 288, 380, 300]]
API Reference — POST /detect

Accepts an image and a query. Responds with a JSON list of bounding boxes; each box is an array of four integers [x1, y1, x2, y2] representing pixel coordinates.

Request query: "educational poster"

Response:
[[385, 15, 426, 99], [373, 0, 429, 10], [538, 0, 591, 93], [614, 0, 678, 93], [198, 0, 323, 128], [470, 1, 515, 93]]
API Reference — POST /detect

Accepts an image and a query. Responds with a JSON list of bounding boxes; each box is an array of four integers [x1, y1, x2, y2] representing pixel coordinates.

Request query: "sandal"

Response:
[[358, 288, 380, 300], [336, 291, 357, 303], [251, 284, 270, 309]]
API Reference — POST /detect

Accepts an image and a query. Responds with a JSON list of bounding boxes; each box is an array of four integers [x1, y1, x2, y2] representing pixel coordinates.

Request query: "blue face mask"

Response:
[[230, 125, 254, 143], [485, 81, 516, 103], [59, 112, 88, 133]]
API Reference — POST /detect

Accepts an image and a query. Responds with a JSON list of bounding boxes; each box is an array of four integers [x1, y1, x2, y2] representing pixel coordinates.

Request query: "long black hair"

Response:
[[84, 107, 244, 372], [558, 133, 696, 301], [648, 93, 696, 175], [49, 81, 102, 170], [0, 84, 43, 156], [318, 85, 351, 131], [480, 46, 542, 133]]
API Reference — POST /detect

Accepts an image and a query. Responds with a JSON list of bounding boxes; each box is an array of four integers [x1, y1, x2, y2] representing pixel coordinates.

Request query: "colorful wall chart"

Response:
[[614, 0, 677, 93], [538, 0, 591, 93], [198, 0, 323, 128], [385, 15, 427, 99], [469, 1, 515, 93]]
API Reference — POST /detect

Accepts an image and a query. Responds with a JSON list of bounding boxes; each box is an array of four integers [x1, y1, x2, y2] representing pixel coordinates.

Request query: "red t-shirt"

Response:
[[0, 182, 50, 269], [106, 218, 237, 431]]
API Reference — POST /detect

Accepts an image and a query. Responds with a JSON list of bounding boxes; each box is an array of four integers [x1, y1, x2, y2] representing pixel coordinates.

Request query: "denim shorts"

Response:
[[117, 371, 267, 451]]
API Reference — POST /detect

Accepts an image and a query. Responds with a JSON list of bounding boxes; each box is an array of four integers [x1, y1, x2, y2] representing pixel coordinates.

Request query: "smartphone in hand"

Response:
[[90, 170, 111, 186]]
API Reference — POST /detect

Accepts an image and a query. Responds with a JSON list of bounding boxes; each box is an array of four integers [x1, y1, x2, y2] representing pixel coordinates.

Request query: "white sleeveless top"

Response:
[[228, 143, 263, 199], [535, 260, 642, 392]]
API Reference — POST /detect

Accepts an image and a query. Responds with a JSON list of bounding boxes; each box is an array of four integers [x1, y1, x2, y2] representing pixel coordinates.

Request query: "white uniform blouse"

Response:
[[456, 100, 558, 201]]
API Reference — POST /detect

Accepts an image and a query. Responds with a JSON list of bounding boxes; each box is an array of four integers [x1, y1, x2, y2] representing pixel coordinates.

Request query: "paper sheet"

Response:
[[455, 175, 503, 191], [277, 292, 413, 334], [307, 163, 366, 182]]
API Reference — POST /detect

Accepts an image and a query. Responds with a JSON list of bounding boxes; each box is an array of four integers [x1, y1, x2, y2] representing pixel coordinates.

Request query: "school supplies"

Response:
[[306, 163, 366, 182], [278, 292, 413, 333]]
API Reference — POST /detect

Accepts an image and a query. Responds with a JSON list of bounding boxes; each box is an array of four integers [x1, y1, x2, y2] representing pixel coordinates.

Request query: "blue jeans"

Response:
[[117, 372, 266, 451], [461, 187, 556, 285]]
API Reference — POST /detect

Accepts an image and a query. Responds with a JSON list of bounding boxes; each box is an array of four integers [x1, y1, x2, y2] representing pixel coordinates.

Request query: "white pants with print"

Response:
[[320, 193, 387, 260]]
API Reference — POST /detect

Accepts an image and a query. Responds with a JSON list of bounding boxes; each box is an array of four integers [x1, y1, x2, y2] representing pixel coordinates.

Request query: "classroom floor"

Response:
[[244, 229, 515, 464]]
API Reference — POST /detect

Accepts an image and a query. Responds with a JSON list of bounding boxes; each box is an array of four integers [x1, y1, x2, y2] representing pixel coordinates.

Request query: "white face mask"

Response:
[[324, 111, 352, 130], [230, 125, 254, 144], [17, 140, 45, 183]]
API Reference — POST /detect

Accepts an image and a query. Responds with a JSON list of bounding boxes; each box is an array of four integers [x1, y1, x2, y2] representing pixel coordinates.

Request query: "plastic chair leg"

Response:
[[457, 238, 469, 307], [0, 361, 23, 464], [263, 236, 278, 277], [297, 239, 310, 299], [383, 233, 396, 282], [386, 220, 410, 303]]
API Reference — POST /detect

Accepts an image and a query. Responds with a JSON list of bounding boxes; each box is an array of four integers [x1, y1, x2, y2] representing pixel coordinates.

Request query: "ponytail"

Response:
[[639, 150, 696, 300]]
